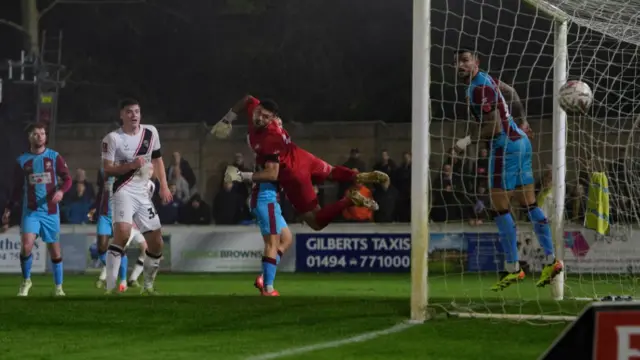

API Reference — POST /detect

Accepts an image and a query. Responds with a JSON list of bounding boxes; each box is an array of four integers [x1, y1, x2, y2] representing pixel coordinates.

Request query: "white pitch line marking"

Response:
[[244, 321, 419, 360]]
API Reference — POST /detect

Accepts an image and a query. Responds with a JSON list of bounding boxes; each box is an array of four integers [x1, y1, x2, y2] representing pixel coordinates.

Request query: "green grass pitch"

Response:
[[0, 272, 632, 360]]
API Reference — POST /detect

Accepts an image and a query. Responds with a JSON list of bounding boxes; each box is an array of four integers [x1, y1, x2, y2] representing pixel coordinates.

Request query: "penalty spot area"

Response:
[[244, 321, 419, 360]]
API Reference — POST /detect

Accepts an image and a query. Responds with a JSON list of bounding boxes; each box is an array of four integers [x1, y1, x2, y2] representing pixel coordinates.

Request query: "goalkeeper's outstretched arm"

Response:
[[210, 95, 254, 138]]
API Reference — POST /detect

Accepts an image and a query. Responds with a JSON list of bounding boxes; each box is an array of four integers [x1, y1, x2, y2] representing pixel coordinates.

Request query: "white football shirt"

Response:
[[101, 124, 161, 194]]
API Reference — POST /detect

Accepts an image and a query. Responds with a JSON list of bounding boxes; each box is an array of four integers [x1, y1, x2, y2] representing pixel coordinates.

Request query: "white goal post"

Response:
[[409, 0, 638, 322]]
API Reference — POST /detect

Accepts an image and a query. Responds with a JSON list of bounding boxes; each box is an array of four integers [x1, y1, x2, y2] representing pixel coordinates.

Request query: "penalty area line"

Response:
[[244, 321, 418, 360]]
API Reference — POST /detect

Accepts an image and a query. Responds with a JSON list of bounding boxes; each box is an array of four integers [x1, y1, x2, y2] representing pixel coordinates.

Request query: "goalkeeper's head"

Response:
[[253, 99, 279, 128], [455, 48, 480, 80]]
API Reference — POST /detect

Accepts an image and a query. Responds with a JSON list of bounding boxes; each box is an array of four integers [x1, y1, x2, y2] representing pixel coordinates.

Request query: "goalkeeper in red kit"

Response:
[[210, 95, 389, 230]]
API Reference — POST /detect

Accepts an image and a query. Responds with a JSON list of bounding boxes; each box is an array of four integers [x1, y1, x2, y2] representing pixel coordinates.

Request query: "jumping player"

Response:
[[453, 49, 563, 290], [101, 98, 172, 294], [242, 117, 293, 297], [1, 123, 72, 296], [211, 96, 388, 230]]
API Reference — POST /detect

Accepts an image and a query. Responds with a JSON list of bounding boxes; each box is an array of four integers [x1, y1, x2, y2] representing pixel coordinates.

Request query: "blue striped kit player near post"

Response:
[[452, 48, 563, 291], [1, 122, 72, 296]]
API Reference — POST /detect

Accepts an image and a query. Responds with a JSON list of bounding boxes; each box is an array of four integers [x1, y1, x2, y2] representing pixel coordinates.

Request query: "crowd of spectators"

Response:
[[58, 145, 592, 226]]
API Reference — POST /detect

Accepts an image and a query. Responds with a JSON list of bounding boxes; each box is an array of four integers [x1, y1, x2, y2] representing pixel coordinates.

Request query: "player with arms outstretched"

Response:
[[2, 123, 72, 296], [211, 96, 389, 230], [453, 49, 563, 290], [101, 98, 172, 294], [234, 117, 293, 296]]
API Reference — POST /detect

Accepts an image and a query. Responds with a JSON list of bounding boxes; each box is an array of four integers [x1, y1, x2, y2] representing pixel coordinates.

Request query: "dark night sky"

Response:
[[0, 0, 637, 124]]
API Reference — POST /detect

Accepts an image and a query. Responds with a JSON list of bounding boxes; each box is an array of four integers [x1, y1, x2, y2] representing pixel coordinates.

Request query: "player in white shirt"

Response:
[[96, 169, 156, 292], [101, 98, 172, 294]]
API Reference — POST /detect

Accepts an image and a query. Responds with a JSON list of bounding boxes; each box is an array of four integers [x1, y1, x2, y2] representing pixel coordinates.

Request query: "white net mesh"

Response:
[[427, 0, 640, 321]]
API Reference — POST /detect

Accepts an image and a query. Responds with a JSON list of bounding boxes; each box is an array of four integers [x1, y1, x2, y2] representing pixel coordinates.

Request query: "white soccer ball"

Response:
[[559, 80, 593, 114]]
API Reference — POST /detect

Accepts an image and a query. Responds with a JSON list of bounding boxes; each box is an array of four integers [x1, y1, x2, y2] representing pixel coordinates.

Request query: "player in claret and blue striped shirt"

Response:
[[1, 122, 72, 296], [452, 49, 563, 291]]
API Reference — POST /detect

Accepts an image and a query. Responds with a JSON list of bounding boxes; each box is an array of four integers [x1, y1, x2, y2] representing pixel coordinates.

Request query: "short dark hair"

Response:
[[118, 98, 139, 110], [457, 48, 478, 58], [259, 99, 279, 115], [26, 122, 47, 134]]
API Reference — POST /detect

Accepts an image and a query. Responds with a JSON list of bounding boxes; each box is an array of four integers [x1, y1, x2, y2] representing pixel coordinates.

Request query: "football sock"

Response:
[[314, 197, 353, 229], [329, 166, 357, 183], [99, 266, 107, 281], [98, 250, 107, 266], [494, 210, 519, 273], [106, 244, 124, 291], [119, 254, 128, 283], [130, 256, 145, 282], [262, 256, 277, 293], [143, 250, 162, 290], [276, 250, 283, 265], [51, 257, 63, 286], [526, 203, 555, 263], [20, 253, 33, 280]]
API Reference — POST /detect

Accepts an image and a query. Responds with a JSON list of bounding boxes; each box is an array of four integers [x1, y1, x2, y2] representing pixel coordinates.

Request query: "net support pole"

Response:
[[551, 19, 568, 301], [410, 0, 431, 323]]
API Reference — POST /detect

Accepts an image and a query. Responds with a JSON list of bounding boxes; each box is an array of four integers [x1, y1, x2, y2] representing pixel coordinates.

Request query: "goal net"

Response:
[[422, 0, 640, 321]]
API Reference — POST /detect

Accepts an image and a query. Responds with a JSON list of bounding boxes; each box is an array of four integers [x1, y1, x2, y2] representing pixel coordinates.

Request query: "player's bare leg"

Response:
[[141, 229, 163, 294], [95, 235, 110, 288], [105, 222, 131, 293], [513, 184, 562, 287], [47, 242, 65, 296], [128, 241, 147, 288], [255, 226, 292, 294], [18, 233, 37, 297], [490, 188, 525, 291], [259, 233, 281, 296]]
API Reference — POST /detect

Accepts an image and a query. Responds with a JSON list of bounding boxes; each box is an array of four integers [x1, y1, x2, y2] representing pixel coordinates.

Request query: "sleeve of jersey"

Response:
[[151, 127, 162, 159], [55, 154, 72, 193], [261, 132, 285, 163], [472, 85, 497, 114], [101, 134, 116, 162], [246, 96, 261, 122]]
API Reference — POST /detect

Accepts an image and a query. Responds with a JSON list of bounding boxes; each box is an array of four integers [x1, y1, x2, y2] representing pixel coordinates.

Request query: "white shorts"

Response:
[[125, 228, 146, 249], [112, 189, 161, 233]]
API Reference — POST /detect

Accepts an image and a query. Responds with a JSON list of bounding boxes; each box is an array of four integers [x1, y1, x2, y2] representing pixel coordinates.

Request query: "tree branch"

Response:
[[0, 19, 27, 35], [39, 0, 147, 20]]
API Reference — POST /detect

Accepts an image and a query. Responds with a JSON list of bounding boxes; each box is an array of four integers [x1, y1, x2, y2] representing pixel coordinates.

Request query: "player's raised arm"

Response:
[[101, 134, 143, 176], [210, 95, 260, 138], [498, 81, 526, 123]]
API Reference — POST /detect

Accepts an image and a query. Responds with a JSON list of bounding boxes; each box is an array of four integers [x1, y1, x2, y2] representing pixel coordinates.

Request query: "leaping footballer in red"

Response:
[[210, 95, 389, 230]]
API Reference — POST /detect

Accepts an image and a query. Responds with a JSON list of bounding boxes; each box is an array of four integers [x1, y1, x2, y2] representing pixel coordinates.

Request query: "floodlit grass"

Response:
[[0, 272, 616, 360]]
